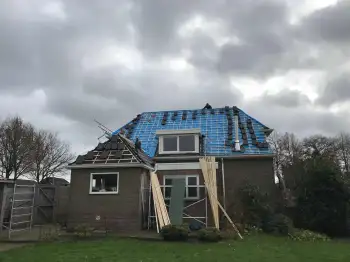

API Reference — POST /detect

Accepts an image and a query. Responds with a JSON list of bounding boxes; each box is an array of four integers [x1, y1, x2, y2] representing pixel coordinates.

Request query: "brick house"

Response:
[[67, 105, 275, 232]]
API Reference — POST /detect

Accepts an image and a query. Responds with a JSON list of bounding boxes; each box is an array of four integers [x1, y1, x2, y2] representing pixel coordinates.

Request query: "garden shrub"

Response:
[[243, 224, 263, 236], [197, 227, 222, 242], [161, 225, 189, 241], [74, 224, 95, 238], [263, 213, 294, 236], [221, 228, 241, 240], [294, 162, 350, 237], [238, 184, 273, 229], [40, 225, 61, 242], [289, 229, 330, 242]]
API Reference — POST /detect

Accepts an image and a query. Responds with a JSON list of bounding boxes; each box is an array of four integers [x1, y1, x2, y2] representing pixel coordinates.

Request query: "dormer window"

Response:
[[157, 129, 200, 154]]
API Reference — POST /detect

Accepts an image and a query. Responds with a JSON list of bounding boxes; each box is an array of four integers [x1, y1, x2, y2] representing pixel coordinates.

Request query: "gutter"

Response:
[[221, 158, 226, 210], [153, 154, 274, 161], [67, 163, 154, 170]]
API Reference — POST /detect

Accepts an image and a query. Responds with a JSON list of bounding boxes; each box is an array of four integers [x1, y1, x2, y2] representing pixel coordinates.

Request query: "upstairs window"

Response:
[[160, 135, 199, 154]]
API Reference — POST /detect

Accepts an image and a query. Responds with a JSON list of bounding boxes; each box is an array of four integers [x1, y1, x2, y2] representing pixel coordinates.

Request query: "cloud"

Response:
[[262, 90, 311, 108], [0, 0, 350, 155], [317, 73, 350, 106], [297, 0, 350, 43]]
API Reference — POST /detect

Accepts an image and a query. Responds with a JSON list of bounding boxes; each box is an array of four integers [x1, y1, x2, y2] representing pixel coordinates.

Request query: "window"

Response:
[[179, 135, 195, 151], [160, 135, 199, 154], [163, 136, 178, 152], [90, 173, 119, 194], [162, 175, 200, 200]]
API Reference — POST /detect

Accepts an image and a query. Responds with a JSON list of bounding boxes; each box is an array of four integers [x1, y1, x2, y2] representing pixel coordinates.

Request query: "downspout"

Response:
[[221, 158, 226, 210], [234, 114, 240, 151]]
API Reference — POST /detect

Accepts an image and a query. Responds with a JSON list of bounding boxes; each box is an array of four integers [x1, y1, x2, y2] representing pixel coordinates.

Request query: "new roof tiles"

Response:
[[113, 106, 273, 157]]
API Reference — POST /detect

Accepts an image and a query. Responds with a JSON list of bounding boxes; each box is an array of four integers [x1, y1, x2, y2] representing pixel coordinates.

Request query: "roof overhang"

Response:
[[156, 128, 201, 136], [153, 154, 275, 161], [67, 163, 155, 170], [262, 128, 274, 137], [0, 180, 15, 184]]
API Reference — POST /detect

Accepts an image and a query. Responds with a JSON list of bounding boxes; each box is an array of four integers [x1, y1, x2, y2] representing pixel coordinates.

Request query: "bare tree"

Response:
[[268, 131, 286, 191], [302, 135, 338, 167], [335, 133, 350, 174], [0, 116, 35, 180], [28, 129, 74, 183]]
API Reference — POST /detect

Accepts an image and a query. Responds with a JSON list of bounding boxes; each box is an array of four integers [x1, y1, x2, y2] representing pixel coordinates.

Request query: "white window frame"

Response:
[[159, 134, 199, 154], [89, 172, 119, 195], [162, 175, 202, 200]]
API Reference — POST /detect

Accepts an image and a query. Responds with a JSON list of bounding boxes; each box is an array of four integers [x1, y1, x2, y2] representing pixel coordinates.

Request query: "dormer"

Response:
[[156, 129, 201, 155]]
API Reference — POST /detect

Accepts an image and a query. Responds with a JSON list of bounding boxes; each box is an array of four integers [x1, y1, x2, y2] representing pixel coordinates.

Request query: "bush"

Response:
[[243, 224, 263, 236], [263, 213, 294, 236], [238, 184, 273, 228], [289, 229, 330, 242], [294, 163, 350, 237], [197, 227, 222, 242], [161, 225, 189, 241], [74, 224, 95, 238], [39, 225, 61, 242]]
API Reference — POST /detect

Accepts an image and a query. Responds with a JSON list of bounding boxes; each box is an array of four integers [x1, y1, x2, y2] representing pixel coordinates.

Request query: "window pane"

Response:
[[163, 136, 177, 151], [187, 176, 197, 186], [164, 178, 172, 185], [179, 135, 195, 151], [187, 187, 198, 198], [92, 174, 118, 192], [164, 187, 172, 198]]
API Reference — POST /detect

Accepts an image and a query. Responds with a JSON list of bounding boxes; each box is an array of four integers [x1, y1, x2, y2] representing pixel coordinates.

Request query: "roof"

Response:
[[69, 133, 153, 168], [112, 105, 274, 157], [40, 177, 70, 186]]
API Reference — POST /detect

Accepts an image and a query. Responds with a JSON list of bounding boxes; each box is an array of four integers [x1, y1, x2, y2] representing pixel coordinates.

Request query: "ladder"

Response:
[[8, 184, 36, 239]]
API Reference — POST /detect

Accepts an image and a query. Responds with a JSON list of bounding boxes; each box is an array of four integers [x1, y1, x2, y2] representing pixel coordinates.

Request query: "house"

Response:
[[67, 105, 275, 233]]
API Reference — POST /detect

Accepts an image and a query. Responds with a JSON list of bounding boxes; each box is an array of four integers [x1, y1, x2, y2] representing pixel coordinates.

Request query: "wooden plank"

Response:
[[200, 157, 242, 238], [150, 174, 164, 228], [206, 184, 243, 239], [151, 173, 165, 227], [200, 158, 219, 229], [150, 172, 170, 229], [209, 157, 219, 228], [154, 174, 170, 225]]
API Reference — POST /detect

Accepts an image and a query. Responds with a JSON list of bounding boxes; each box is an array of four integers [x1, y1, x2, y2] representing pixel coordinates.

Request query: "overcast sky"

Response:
[[1, 0, 350, 154]]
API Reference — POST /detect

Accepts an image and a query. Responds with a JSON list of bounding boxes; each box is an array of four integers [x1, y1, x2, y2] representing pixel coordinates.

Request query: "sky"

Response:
[[1, 0, 350, 155]]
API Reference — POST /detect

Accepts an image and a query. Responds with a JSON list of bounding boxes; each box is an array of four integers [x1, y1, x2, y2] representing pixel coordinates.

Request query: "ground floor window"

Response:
[[162, 175, 200, 200], [90, 173, 119, 194]]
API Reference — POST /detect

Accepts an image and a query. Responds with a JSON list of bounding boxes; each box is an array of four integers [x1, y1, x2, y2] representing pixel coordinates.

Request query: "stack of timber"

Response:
[[150, 172, 170, 231], [199, 156, 243, 239]]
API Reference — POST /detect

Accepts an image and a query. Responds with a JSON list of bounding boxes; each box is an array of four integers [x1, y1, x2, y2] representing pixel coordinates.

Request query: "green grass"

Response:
[[0, 235, 349, 262]]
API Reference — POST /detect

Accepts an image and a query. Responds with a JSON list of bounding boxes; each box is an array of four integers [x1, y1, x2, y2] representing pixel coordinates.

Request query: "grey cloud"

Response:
[[244, 98, 350, 138], [297, 1, 350, 43], [262, 90, 311, 108], [1, 0, 350, 154], [131, 0, 296, 77], [317, 74, 350, 106], [131, 0, 199, 56]]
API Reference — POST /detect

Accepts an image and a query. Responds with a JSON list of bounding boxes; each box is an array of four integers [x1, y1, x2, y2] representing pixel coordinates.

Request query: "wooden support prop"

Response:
[[151, 174, 164, 228], [200, 157, 219, 229], [150, 172, 170, 230], [206, 183, 243, 239], [200, 157, 243, 239]]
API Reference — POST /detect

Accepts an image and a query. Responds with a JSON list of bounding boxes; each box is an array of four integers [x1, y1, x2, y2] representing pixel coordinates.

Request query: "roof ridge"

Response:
[[141, 105, 242, 114]]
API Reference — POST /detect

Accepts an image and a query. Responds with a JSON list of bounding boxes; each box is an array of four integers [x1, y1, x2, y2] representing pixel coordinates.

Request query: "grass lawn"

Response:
[[0, 235, 349, 262]]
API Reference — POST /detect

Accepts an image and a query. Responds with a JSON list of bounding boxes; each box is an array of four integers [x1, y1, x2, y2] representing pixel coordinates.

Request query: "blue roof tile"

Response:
[[112, 106, 273, 157]]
